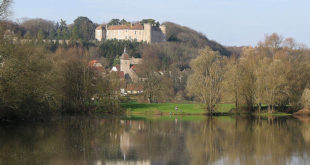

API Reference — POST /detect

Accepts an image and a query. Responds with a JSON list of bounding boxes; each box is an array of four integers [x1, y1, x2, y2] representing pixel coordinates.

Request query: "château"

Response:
[[95, 23, 166, 43]]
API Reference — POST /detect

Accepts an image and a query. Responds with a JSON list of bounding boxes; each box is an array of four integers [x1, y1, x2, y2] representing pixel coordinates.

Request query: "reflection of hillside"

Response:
[[0, 116, 310, 164]]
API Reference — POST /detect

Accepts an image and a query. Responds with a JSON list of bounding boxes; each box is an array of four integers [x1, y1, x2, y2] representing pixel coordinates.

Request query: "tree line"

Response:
[[0, 35, 124, 121], [0, 17, 166, 42], [187, 33, 310, 113]]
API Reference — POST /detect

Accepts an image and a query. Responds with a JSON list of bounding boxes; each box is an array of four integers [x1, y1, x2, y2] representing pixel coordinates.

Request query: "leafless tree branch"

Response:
[[0, 0, 12, 20]]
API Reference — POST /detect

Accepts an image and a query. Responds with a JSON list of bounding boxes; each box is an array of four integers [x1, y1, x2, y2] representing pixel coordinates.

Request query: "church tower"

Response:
[[120, 47, 130, 74]]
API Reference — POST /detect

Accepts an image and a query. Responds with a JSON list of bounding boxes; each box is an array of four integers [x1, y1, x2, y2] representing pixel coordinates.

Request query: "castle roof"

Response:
[[107, 24, 144, 30], [96, 26, 104, 30]]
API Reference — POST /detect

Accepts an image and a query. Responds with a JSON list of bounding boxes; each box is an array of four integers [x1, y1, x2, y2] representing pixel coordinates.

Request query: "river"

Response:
[[0, 115, 309, 165]]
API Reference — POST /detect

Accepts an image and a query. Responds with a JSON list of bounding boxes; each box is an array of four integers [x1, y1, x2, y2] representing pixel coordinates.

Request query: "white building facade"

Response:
[[95, 23, 166, 43]]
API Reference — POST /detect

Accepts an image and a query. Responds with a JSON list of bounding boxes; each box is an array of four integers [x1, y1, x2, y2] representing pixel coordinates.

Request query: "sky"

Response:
[[11, 0, 310, 47]]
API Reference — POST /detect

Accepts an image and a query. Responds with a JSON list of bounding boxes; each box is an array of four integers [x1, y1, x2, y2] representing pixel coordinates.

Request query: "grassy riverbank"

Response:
[[121, 101, 292, 116], [121, 101, 235, 115]]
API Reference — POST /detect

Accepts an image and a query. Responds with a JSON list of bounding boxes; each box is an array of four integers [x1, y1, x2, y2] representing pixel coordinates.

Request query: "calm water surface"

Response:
[[0, 115, 310, 165]]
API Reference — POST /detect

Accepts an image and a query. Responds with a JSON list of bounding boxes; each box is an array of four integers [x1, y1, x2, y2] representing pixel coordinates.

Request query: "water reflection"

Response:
[[0, 115, 309, 165]]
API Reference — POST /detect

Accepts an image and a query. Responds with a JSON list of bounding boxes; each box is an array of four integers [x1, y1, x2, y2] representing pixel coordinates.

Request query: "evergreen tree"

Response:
[[48, 29, 56, 40], [113, 55, 120, 66], [72, 16, 95, 41]]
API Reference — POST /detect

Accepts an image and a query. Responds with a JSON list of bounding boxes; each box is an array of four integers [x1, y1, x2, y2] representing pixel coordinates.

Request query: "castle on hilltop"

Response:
[[95, 23, 166, 43]]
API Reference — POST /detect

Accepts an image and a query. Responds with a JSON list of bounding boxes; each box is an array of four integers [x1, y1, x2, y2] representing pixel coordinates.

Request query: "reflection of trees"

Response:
[[0, 117, 124, 165], [0, 116, 310, 165], [118, 117, 310, 164], [185, 117, 310, 165]]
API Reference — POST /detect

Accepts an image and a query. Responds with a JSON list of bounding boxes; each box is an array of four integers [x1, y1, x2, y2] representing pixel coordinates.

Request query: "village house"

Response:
[[89, 60, 105, 71], [111, 47, 142, 83], [89, 47, 144, 96], [95, 23, 166, 43], [110, 47, 144, 95]]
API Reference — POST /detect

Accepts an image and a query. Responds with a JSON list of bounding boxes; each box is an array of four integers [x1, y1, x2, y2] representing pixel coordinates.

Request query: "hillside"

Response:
[[0, 19, 233, 59], [163, 22, 231, 56]]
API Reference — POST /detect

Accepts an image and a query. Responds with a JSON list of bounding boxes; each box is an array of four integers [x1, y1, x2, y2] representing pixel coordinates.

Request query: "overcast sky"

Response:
[[11, 0, 310, 47]]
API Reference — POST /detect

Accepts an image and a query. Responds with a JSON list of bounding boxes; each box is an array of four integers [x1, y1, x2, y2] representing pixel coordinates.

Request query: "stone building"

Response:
[[119, 48, 142, 82], [95, 23, 166, 43]]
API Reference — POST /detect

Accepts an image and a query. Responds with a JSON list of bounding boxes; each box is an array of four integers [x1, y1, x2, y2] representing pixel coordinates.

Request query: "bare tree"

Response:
[[222, 57, 242, 111], [187, 47, 225, 113], [0, 0, 12, 20], [238, 47, 258, 111], [54, 47, 96, 113], [138, 46, 174, 103], [301, 89, 310, 109]]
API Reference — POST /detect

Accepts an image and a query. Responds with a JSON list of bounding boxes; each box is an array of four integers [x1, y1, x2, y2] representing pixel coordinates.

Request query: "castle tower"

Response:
[[160, 25, 166, 36], [143, 23, 152, 43], [95, 25, 106, 41]]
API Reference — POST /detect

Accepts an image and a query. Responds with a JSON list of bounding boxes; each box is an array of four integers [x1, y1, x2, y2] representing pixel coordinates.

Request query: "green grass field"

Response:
[[121, 101, 235, 115], [121, 101, 292, 117]]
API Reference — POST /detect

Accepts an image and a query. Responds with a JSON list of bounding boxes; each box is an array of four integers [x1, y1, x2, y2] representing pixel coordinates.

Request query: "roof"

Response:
[[89, 60, 105, 73], [127, 84, 143, 91], [120, 47, 130, 60], [107, 24, 144, 30], [130, 64, 139, 72], [131, 65, 137, 70], [130, 64, 142, 74], [96, 26, 104, 30], [95, 66, 105, 73], [119, 71, 125, 79], [116, 65, 120, 71], [121, 53, 130, 60], [88, 60, 97, 67], [111, 65, 121, 72]]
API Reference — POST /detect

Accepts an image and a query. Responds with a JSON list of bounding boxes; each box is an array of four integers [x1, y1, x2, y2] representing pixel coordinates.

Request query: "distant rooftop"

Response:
[[107, 24, 144, 30], [96, 26, 104, 30]]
